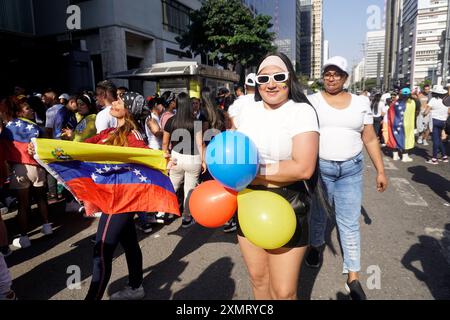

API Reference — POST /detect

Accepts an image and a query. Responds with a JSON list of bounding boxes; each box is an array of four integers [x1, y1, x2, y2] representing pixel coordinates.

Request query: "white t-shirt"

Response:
[[95, 106, 117, 133], [428, 98, 449, 121], [145, 113, 162, 150], [228, 94, 256, 127], [308, 92, 374, 161], [236, 100, 319, 165]]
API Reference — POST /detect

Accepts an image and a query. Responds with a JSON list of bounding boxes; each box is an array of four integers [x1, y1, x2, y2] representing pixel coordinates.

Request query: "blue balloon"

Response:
[[205, 131, 259, 191]]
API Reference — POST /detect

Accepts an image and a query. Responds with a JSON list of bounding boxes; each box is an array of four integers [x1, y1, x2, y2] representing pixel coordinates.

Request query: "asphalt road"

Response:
[[3, 141, 449, 300]]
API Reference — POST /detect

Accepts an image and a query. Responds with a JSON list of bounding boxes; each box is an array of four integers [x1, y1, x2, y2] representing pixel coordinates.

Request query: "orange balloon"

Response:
[[189, 180, 238, 228]]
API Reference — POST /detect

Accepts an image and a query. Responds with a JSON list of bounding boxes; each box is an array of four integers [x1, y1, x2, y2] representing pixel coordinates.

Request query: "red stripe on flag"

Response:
[[1, 140, 38, 165], [66, 178, 180, 215], [386, 105, 397, 149]]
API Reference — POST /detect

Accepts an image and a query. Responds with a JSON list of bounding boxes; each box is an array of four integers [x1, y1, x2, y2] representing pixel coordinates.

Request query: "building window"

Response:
[[162, 0, 191, 34]]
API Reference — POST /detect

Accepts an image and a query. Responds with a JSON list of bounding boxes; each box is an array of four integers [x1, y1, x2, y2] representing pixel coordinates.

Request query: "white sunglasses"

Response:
[[255, 72, 289, 85]]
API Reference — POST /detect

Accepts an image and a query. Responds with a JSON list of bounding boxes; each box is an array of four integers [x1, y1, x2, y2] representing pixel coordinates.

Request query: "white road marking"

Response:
[[390, 178, 429, 207], [383, 157, 399, 171]]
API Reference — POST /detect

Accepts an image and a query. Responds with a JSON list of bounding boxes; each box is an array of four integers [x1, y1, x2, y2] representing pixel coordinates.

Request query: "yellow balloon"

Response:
[[237, 189, 297, 250]]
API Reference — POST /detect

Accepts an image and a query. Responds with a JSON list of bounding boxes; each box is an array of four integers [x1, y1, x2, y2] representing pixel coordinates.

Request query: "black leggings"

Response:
[[85, 213, 143, 300]]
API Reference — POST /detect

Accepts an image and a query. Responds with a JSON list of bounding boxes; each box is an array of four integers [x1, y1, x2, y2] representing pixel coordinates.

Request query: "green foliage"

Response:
[[176, 0, 276, 69]]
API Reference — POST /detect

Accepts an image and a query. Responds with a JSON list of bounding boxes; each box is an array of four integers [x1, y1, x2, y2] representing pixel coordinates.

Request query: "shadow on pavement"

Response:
[[401, 226, 450, 300], [407, 165, 450, 203], [107, 222, 238, 300]]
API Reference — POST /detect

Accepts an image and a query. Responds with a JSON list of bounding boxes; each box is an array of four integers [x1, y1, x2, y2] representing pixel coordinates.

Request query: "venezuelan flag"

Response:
[[386, 99, 416, 150], [0, 118, 41, 165], [32, 139, 180, 215]]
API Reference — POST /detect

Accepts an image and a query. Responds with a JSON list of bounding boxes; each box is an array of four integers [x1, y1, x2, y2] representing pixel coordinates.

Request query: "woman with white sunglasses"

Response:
[[234, 53, 321, 300]]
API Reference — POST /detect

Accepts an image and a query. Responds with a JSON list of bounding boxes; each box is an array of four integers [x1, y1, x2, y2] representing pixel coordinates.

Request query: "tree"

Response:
[[176, 0, 276, 71]]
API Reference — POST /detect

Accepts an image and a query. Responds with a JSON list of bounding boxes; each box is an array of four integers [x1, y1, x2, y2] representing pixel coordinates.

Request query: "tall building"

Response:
[[312, 0, 323, 79], [397, 0, 449, 86], [298, 0, 323, 79], [365, 30, 386, 79], [323, 40, 330, 63], [0, 0, 203, 96], [384, 0, 402, 90], [414, 0, 449, 85], [243, 0, 299, 69], [352, 59, 366, 86]]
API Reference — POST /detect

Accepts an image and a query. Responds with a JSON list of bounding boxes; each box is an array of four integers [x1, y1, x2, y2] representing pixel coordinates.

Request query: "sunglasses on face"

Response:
[[323, 72, 344, 80], [255, 72, 289, 85]]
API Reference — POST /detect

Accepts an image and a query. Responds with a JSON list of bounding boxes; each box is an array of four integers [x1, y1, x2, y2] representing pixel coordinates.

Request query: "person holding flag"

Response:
[[386, 88, 417, 162], [0, 96, 52, 249], [31, 92, 179, 300]]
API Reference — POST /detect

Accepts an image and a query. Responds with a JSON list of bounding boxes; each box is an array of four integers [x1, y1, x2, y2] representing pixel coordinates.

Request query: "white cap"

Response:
[[59, 93, 70, 100], [245, 73, 256, 87], [431, 85, 447, 94], [322, 56, 349, 75]]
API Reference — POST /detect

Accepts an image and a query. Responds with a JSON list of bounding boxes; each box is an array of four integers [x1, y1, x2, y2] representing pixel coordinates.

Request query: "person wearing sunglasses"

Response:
[[233, 53, 321, 300], [306, 56, 388, 300]]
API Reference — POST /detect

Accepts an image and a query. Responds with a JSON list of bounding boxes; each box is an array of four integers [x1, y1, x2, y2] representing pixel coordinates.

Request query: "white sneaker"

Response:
[[0, 207, 8, 215], [41, 223, 53, 235], [110, 285, 145, 300], [402, 155, 413, 163], [417, 137, 423, 144], [12, 236, 31, 249], [422, 140, 429, 146], [393, 152, 401, 161]]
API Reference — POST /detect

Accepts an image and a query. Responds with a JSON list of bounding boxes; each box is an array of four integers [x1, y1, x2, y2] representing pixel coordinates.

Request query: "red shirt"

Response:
[[85, 128, 148, 148]]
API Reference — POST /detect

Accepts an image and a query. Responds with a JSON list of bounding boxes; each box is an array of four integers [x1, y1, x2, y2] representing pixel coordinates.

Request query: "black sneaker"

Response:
[[223, 222, 237, 233], [305, 246, 321, 268], [345, 280, 367, 300], [138, 223, 153, 234], [181, 218, 195, 228]]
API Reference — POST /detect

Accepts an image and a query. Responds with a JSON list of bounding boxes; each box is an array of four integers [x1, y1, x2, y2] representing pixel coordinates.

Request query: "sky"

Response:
[[323, 0, 386, 68]]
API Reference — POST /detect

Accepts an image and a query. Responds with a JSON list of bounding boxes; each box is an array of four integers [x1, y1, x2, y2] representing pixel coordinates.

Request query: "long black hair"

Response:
[[254, 52, 312, 106], [171, 92, 195, 132], [201, 87, 225, 131], [371, 93, 382, 115]]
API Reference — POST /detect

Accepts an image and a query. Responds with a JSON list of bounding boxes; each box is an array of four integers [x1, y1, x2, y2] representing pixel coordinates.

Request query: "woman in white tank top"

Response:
[[145, 98, 164, 150]]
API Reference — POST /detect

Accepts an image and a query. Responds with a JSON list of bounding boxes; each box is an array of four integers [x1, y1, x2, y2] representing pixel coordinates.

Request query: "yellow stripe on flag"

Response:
[[32, 139, 168, 173]]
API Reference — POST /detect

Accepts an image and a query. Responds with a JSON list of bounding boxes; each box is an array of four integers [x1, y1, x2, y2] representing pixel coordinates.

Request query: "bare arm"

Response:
[[257, 132, 319, 183], [162, 131, 171, 154], [362, 124, 388, 192], [147, 118, 163, 139]]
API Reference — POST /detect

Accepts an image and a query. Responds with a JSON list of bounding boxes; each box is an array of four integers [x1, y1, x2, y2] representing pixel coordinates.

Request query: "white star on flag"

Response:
[[133, 169, 141, 176], [6, 121, 12, 127], [26, 124, 34, 131], [113, 165, 121, 171], [139, 176, 147, 182], [103, 166, 111, 172], [91, 173, 98, 182], [15, 121, 22, 127], [95, 168, 104, 174]]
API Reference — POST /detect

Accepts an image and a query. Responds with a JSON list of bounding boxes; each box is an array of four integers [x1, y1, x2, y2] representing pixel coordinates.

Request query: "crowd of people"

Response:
[[0, 52, 448, 301]]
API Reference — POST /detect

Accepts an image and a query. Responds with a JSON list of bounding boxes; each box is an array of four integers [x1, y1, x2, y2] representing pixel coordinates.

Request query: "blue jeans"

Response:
[[431, 119, 447, 159], [310, 152, 364, 273]]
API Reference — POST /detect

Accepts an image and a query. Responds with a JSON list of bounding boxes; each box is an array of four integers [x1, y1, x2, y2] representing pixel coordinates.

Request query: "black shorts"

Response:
[[237, 182, 310, 248]]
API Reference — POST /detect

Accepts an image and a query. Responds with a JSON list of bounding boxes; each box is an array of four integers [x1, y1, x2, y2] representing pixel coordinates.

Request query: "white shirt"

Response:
[[95, 106, 117, 133], [228, 94, 256, 128], [236, 100, 319, 165], [308, 92, 373, 161], [145, 113, 162, 150], [428, 98, 449, 121]]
